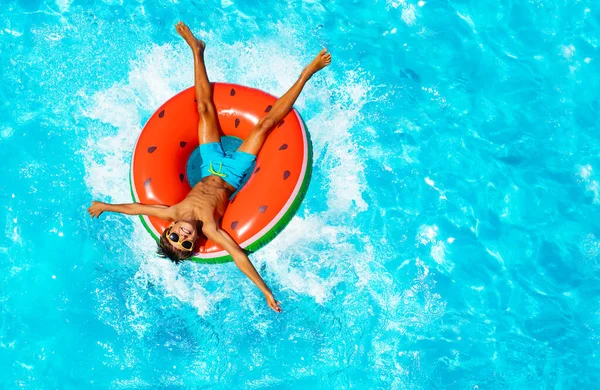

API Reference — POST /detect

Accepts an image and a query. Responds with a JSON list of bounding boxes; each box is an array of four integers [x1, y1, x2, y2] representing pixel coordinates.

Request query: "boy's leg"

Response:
[[237, 48, 332, 156], [176, 21, 221, 145]]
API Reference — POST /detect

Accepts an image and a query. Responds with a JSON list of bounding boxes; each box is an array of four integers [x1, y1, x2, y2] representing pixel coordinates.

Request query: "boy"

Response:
[[88, 22, 331, 312]]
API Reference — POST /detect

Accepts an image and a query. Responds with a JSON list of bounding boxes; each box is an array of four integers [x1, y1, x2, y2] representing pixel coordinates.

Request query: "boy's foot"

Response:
[[175, 21, 205, 55], [302, 48, 332, 79]]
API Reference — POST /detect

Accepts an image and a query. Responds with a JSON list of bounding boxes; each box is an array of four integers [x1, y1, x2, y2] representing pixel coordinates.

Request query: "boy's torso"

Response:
[[175, 176, 234, 224]]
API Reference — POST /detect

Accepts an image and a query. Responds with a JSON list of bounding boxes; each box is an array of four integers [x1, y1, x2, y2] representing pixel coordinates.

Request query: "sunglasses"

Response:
[[166, 228, 195, 251]]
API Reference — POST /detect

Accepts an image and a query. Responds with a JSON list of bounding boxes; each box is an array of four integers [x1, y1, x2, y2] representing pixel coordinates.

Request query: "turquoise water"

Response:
[[2, 0, 600, 387]]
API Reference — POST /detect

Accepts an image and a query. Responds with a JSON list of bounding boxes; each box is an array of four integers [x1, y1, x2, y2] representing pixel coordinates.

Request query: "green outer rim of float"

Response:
[[129, 174, 160, 242], [129, 120, 313, 265]]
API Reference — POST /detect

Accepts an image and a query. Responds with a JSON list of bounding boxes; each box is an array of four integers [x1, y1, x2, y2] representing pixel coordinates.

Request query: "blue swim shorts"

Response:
[[199, 142, 256, 189]]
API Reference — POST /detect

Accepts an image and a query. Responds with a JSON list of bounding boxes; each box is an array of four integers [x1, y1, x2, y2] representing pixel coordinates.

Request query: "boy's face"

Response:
[[166, 220, 198, 251]]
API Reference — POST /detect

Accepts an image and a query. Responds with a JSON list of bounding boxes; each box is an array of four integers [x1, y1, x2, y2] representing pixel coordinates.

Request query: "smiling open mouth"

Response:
[[181, 227, 192, 235]]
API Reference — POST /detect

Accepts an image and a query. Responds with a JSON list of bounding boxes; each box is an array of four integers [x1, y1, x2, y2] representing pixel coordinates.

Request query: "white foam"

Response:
[[387, 0, 407, 9], [577, 164, 600, 204], [3, 29, 22, 37], [402, 5, 417, 26], [579, 164, 592, 180], [56, 0, 72, 9], [560, 44, 576, 59], [308, 69, 369, 213], [0, 125, 14, 140], [386, 0, 417, 26], [431, 241, 446, 264], [416, 225, 454, 273], [417, 224, 438, 245], [250, 214, 349, 304]]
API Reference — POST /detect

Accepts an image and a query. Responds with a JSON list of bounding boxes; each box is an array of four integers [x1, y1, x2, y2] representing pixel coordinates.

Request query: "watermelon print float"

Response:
[[130, 82, 313, 264]]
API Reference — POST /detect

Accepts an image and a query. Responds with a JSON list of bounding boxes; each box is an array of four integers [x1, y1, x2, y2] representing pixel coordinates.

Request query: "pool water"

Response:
[[2, 0, 600, 387]]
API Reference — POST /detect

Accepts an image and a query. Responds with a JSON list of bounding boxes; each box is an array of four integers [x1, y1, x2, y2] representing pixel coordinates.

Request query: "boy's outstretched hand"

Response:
[[265, 293, 282, 313], [88, 201, 107, 218]]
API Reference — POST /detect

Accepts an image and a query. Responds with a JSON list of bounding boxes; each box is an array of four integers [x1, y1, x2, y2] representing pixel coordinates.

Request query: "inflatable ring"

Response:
[[130, 82, 312, 264]]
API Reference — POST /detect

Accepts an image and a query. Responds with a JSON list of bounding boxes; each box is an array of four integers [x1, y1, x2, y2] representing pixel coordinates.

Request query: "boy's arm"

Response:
[[88, 201, 174, 221], [202, 222, 282, 313]]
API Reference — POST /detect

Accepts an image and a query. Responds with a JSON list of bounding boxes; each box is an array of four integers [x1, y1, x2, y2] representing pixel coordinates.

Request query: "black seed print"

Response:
[[179, 174, 184, 183], [158, 110, 165, 118], [259, 205, 267, 213], [231, 221, 239, 230], [277, 120, 285, 128], [194, 99, 197, 102], [148, 146, 157, 153], [144, 178, 152, 188], [265, 105, 272, 112], [283, 170, 290, 180], [235, 118, 240, 128], [230, 88, 236, 96], [254, 167, 261, 174], [180, 141, 187, 148], [279, 144, 288, 150]]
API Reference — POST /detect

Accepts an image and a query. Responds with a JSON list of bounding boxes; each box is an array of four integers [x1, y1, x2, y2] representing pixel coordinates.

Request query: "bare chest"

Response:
[[180, 181, 230, 221]]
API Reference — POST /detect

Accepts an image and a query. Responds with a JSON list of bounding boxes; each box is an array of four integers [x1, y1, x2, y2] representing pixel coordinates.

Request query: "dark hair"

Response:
[[157, 228, 195, 264]]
